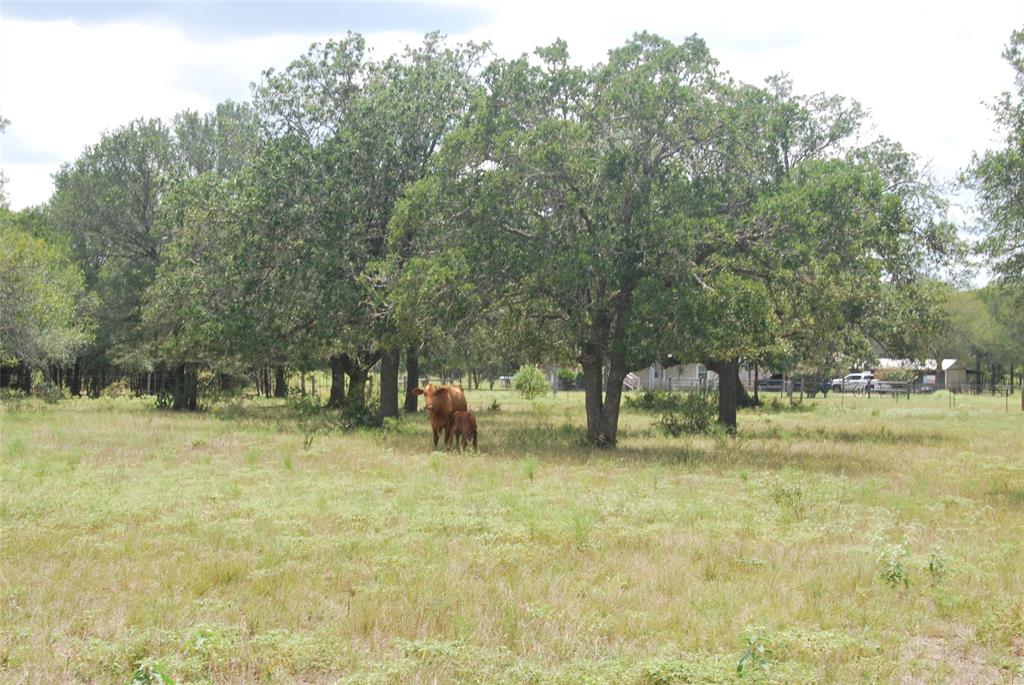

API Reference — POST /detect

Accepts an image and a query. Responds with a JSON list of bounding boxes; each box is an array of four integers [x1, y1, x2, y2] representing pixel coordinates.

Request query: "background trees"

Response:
[[400, 36, 954, 441], [5, 27, 1001, 438], [967, 28, 1024, 289], [0, 210, 93, 390]]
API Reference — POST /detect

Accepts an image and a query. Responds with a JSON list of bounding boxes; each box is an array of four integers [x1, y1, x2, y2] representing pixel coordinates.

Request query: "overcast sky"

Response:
[[1, 0, 1022, 213]]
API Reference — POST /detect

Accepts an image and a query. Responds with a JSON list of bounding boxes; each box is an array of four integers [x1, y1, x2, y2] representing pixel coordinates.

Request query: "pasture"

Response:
[[2, 391, 1023, 684]]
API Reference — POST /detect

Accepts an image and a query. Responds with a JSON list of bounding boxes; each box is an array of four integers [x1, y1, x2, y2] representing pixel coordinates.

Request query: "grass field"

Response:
[[2, 389, 1023, 684]]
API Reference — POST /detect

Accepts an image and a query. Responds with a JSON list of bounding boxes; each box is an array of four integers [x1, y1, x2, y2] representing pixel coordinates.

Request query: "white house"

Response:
[[631, 363, 719, 392]]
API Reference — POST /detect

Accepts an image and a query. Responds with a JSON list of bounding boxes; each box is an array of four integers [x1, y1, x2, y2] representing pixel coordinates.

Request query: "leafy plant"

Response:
[[878, 542, 910, 589], [513, 365, 549, 400], [737, 628, 773, 675], [769, 479, 807, 520], [128, 658, 175, 685], [33, 381, 64, 404], [522, 455, 539, 482], [926, 547, 947, 583], [657, 392, 717, 436]]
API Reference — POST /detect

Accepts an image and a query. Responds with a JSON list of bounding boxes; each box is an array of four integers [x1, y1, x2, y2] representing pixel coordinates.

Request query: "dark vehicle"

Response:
[[757, 375, 831, 397], [756, 374, 802, 393]]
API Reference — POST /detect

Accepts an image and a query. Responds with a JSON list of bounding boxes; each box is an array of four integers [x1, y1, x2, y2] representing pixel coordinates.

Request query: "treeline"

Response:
[[3, 28, 1020, 444]]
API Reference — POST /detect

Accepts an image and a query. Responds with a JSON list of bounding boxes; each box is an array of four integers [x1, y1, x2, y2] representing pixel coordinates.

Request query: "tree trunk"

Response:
[[274, 365, 288, 398], [704, 359, 740, 432], [328, 354, 351, 408], [404, 347, 420, 413], [346, 366, 369, 414], [16, 361, 32, 393], [579, 344, 626, 447], [171, 364, 198, 411], [379, 347, 400, 419]]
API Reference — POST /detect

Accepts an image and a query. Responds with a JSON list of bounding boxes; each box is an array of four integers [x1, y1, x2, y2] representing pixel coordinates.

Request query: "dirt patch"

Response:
[[900, 625, 1018, 684]]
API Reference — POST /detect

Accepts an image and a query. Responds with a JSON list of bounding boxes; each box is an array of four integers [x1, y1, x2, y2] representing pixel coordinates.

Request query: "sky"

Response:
[[1, 0, 1022, 214]]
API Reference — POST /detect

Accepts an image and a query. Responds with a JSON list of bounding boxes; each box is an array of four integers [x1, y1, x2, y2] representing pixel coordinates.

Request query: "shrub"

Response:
[[129, 659, 175, 685], [100, 379, 132, 399], [513, 365, 549, 400], [33, 381, 64, 404], [556, 367, 581, 390], [626, 390, 685, 412], [657, 392, 717, 436], [878, 542, 910, 589]]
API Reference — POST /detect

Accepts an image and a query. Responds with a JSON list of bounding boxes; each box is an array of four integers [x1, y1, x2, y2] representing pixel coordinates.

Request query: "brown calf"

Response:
[[409, 384, 467, 450], [449, 410, 478, 452]]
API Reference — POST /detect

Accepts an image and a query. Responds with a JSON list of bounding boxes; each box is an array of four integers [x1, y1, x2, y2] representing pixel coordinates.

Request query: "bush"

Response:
[[33, 381, 64, 404], [556, 367, 582, 390], [513, 365, 549, 400], [626, 390, 687, 412], [657, 392, 717, 436], [100, 379, 132, 399]]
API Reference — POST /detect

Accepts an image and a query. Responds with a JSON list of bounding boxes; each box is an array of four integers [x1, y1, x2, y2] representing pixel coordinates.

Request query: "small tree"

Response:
[[513, 365, 548, 400]]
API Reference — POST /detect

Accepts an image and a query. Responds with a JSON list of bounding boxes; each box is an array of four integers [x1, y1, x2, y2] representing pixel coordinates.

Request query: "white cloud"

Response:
[[1, 1, 1022, 210]]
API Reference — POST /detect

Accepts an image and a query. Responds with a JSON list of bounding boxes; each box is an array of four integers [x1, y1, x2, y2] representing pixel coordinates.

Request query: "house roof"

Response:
[[874, 358, 960, 372]]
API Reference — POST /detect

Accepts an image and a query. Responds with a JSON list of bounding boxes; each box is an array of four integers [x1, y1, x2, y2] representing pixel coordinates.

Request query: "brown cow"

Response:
[[409, 384, 467, 450], [449, 410, 478, 452]]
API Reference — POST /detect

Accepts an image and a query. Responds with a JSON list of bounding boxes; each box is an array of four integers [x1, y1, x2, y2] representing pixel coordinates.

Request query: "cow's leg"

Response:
[[472, 432, 477, 451], [432, 427, 440, 449], [444, 424, 453, 451]]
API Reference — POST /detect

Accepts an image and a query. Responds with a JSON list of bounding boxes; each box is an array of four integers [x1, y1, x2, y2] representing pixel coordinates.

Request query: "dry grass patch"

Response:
[[1, 390, 1023, 683]]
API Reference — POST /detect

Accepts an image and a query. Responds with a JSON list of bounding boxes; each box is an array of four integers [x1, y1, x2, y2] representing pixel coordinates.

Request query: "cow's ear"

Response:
[[410, 388, 424, 396], [435, 387, 449, 395]]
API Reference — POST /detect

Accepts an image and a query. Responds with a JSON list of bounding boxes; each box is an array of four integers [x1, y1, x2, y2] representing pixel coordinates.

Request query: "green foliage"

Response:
[[976, 596, 1024, 648], [625, 390, 689, 413], [656, 392, 718, 436], [521, 455, 539, 482], [877, 542, 911, 590], [128, 658, 175, 685], [736, 628, 774, 675], [513, 365, 549, 400], [0, 215, 93, 366], [768, 478, 807, 520], [32, 382, 64, 405], [965, 27, 1024, 288], [926, 547, 948, 584]]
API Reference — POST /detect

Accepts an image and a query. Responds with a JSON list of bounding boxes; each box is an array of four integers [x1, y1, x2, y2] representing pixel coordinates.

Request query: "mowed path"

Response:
[[2, 391, 1022, 683]]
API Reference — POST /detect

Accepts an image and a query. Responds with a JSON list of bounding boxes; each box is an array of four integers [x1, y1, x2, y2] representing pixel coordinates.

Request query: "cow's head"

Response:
[[410, 384, 449, 412]]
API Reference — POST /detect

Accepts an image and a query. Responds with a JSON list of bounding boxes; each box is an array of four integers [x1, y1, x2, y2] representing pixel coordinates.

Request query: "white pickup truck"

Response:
[[831, 372, 874, 392]]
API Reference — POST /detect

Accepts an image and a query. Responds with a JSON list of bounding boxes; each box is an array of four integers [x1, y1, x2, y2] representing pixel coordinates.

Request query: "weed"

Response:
[[522, 455, 539, 481], [737, 628, 774, 675], [129, 658, 175, 685], [926, 547, 947, 584], [282, 454, 293, 470], [878, 542, 910, 589], [768, 478, 806, 520], [977, 596, 1024, 648]]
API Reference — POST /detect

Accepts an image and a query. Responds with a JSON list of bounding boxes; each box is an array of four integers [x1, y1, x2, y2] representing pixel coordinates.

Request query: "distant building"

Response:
[[872, 358, 980, 390], [631, 363, 719, 392]]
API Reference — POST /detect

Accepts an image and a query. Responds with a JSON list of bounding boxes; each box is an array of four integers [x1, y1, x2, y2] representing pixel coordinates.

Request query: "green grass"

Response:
[[2, 390, 1023, 683]]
